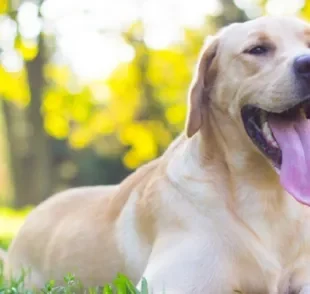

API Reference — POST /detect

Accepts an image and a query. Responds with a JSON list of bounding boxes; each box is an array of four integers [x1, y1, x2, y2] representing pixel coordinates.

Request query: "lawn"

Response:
[[0, 206, 32, 250], [0, 265, 148, 293]]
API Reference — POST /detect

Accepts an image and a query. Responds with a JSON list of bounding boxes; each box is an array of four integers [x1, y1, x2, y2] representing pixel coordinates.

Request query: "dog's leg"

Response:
[[285, 266, 310, 294], [136, 233, 237, 294]]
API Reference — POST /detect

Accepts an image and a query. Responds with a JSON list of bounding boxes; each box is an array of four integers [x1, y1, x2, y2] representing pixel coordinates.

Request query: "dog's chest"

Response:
[[234, 206, 310, 293]]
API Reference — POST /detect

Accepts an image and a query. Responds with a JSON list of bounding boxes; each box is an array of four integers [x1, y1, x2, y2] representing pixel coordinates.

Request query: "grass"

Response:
[[0, 262, 149, 293], [0, 206, 32, 246]]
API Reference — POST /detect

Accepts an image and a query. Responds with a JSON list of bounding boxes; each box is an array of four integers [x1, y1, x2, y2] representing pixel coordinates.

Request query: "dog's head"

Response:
[[186, 16, 310, 206]]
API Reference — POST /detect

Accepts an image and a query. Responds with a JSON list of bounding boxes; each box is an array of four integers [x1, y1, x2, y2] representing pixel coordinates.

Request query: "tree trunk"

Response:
[[1, 100, 31, 206], [22, 34, 53, 206], [3, 34, 53, 208]]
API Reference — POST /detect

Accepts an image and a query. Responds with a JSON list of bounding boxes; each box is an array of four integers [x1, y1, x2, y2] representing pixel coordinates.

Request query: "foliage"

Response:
[[0, 0, 221, 207], [0, 264, 149, 294], [0, 0, 211, 172]]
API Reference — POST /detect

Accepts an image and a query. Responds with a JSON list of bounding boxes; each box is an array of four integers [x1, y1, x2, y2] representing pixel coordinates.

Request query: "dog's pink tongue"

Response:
[[269, 115, 310, 205]]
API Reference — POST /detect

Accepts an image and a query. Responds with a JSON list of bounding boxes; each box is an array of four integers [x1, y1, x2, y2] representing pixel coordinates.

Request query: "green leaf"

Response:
[[103, 284, 113, 294], [140, 278, 148, 294]]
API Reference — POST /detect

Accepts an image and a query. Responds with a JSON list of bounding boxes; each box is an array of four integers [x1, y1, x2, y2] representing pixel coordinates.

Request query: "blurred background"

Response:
[[0, 0, 309, 247]]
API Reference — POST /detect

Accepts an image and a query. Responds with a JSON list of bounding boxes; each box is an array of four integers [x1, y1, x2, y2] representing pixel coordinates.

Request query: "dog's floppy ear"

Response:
[[185, 36, 219, 138]]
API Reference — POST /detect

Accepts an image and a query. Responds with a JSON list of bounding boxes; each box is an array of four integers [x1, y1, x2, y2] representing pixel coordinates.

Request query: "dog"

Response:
[[2, 15, 310, 293]]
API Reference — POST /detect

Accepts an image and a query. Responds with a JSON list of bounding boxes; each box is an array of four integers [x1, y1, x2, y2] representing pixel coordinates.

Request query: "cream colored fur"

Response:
[[2, 16, 310, 293]]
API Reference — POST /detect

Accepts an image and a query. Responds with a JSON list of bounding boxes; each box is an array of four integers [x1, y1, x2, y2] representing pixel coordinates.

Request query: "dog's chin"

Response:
[[241, 99, 310, 170]]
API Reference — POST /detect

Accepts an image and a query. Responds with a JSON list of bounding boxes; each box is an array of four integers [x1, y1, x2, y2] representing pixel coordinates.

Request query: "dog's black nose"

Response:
[[294, 55, 310, 80]]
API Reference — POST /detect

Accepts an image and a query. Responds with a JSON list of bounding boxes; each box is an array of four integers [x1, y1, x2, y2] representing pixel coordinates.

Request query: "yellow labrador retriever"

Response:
[[3, 15, 310, 293]]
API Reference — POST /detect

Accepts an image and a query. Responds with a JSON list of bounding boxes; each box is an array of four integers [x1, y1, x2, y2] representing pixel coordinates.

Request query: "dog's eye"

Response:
[[246, 45, 269, 55]]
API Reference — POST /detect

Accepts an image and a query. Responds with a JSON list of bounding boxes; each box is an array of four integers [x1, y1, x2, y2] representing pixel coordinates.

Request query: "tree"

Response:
[[0, 0, 53, 206]]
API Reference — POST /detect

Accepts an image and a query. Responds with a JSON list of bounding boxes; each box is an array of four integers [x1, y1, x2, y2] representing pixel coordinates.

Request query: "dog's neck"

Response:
[[166, 106, 301, 218], [165, 115, 306, 261], [204, 105, 279, 185]]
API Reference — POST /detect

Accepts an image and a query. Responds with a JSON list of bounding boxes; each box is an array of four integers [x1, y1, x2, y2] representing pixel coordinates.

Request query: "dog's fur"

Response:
[[2, 16, 310, 293]]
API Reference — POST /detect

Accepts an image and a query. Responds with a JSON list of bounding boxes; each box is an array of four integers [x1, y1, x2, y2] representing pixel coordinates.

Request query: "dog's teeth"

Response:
[[262, 122, 278, 148], [260, 111, 267, 125], [300, 107, 307, 118]]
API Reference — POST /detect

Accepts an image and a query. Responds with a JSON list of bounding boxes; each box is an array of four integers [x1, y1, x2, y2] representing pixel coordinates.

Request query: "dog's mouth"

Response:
[[241, 101, 310, 169], [241, 99, 310, 206]]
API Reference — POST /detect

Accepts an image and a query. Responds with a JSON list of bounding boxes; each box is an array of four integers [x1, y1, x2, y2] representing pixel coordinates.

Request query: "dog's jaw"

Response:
[[241, 100, 310, 206]]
